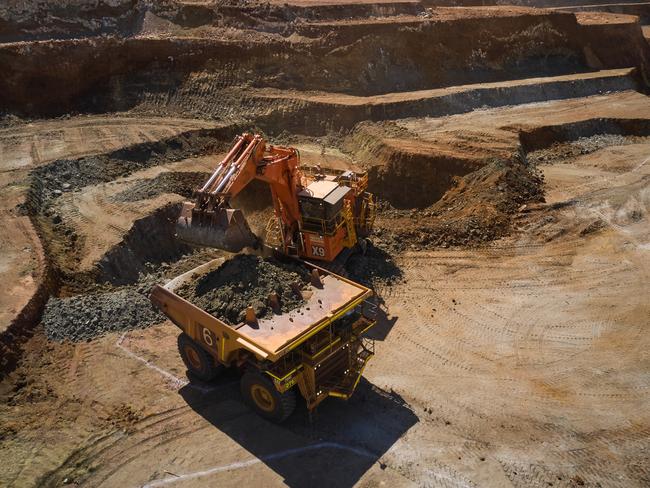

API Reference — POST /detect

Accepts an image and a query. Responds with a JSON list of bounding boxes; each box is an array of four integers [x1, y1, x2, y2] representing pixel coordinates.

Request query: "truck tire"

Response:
[[240, 371, 296, 422], [177, 333, 222, 381]]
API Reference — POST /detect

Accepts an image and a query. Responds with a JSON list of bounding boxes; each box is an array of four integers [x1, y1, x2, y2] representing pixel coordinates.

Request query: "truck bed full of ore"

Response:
[[176, 254, 310, 325]]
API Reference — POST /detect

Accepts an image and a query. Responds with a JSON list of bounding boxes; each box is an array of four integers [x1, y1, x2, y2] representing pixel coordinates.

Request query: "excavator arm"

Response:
[[176, 133, 304, 252]]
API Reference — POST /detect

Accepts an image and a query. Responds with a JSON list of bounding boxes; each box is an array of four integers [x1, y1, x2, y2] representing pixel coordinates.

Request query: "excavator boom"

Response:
[[176, 133, 301, 252], [175, 134, 262, 251]]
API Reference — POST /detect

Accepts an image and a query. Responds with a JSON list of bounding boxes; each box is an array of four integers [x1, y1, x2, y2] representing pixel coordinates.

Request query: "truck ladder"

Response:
[[321, 338, 374, 399], [342, 200, 357, 248]]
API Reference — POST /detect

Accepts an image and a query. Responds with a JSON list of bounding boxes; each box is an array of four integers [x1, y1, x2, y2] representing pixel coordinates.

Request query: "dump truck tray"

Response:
[[150, 257, 372, 362]]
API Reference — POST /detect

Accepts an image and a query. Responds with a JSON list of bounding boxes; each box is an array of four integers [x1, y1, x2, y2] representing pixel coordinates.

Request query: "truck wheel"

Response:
[[177, 333, 222, 381], [240, 371, 296, 422]]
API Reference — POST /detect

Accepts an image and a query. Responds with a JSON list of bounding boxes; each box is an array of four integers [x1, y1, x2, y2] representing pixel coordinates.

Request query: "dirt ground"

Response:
[[1, 1, 650, 487]]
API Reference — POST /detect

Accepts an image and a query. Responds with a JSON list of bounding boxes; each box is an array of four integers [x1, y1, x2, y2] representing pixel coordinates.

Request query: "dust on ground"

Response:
[[176, 254, 311, 325]]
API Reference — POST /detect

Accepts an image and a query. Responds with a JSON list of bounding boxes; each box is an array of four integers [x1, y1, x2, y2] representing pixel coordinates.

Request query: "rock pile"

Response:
[[43, 289, 163, 342], [176, 255, 310, 325]]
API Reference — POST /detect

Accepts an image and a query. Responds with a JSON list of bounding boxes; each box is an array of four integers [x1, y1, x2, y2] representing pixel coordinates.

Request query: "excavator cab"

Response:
[[298, 180, 351, 234]]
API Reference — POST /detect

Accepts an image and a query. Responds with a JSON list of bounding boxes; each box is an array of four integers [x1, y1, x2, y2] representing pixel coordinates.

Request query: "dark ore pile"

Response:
[[176, 254, 310, 325]]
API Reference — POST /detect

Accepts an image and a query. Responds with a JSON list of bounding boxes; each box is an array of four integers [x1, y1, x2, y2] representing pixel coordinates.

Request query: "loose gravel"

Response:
[[527, 134, 650, 165], [176, 254, 310, 325], [42, 288, 163, 342]]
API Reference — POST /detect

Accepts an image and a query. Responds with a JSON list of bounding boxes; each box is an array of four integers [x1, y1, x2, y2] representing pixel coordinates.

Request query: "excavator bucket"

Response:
[[176, 202, 258, 252]]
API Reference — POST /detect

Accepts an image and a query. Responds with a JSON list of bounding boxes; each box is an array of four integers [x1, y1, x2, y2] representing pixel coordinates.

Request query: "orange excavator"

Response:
[[176, 133, 375, 262]]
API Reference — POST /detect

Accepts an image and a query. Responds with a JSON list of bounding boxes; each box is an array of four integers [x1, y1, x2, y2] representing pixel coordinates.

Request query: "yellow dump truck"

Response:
[[150, 258, 376, 422]]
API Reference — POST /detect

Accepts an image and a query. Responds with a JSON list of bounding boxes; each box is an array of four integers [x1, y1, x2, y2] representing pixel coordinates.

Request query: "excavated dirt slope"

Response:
[[1, 1, 649, 487]]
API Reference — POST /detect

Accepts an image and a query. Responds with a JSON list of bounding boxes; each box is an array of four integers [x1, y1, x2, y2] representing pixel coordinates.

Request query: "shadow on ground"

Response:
[[365, 307, 399, 341], [347, 241, 403, 288], [348, 241, 402, 342], [179, 375, 418, 487]]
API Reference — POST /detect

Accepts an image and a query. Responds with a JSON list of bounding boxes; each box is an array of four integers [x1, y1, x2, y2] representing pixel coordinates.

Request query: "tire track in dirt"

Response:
[[369, 167, 649, 483], [36, 332, 242, 487]]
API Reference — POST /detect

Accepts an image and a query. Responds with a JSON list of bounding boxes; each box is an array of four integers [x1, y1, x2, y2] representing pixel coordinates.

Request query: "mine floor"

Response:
[[2, 92, 648, 487], [1, 1, 649, 487]]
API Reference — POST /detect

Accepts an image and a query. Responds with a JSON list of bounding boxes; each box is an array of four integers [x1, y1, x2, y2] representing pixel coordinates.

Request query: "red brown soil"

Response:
[[1, 1, 650, 487], [374, 158, 545, 251], [1, 4, 648, 116]]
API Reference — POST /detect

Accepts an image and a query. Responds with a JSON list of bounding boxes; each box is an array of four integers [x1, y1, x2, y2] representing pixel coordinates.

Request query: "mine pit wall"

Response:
[[490, 0, 650, 23], [0, 0, 144, 43], [97, 204, 189, 285], [570, 6, 650, 24], [519, 118, 650, 152], [367, 151, 485, 208], [0, 225, 57, 380], [2, 10, 650, 118], [344, 124, 491, 208], [0, 37, 236, 116], [178, 1, 426, 25], [0, 126, 241, 379], [274, 1, 424, 20], [0, 1, 426, 43], [579, 19, 650, 83], [252, 70, 641, 135]]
